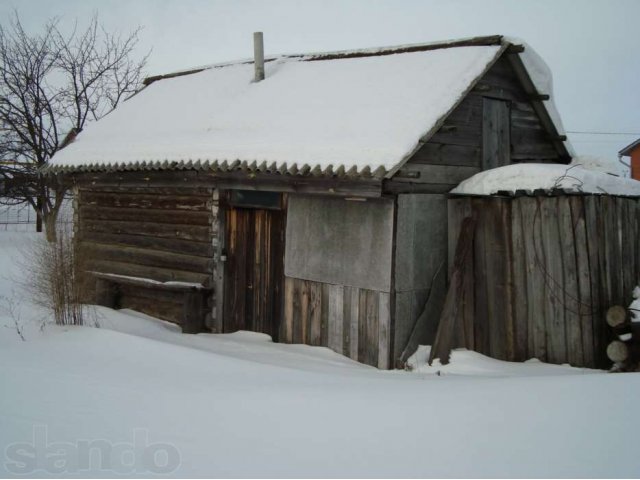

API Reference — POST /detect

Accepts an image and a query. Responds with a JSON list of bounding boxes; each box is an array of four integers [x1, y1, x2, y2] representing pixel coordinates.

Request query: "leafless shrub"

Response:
[[0, 293, 25, 340], [19, 225, 94, 326]]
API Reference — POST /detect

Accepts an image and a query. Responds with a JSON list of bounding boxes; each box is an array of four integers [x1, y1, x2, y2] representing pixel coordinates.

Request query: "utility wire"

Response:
[[566, 130, 640, 136]]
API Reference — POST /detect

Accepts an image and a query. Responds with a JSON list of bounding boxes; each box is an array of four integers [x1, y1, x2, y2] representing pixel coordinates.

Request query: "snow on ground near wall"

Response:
[[49, 46, 501, 173], [1, 232, 640, 477], [406, 346, 596, 377], [452, 162, 640, 197]]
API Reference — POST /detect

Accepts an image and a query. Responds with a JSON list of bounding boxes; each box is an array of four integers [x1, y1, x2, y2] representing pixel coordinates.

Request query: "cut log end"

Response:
[[607, 340, 629, 364], [606, 305, 628, 328]]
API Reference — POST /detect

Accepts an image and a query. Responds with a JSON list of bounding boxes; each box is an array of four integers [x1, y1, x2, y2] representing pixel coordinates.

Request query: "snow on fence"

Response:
[[445, 194, 640, 369]]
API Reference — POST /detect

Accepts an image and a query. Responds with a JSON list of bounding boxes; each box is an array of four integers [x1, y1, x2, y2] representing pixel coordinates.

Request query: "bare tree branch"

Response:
[[0, 12, 148, 240]]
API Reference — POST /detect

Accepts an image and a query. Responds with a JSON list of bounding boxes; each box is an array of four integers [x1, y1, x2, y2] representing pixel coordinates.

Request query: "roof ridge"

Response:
[[143, 35, 506, 86]]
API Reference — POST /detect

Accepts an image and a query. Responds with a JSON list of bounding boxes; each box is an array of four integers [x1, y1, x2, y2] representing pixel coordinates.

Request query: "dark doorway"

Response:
[[223, 192, 285, 340]]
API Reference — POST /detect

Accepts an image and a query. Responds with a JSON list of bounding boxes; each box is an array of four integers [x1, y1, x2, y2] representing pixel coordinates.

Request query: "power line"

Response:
[[566, 130, 640, 136]]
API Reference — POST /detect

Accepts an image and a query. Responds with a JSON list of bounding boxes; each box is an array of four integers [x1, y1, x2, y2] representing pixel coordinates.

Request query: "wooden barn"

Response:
[[48, 35, 577, 369]]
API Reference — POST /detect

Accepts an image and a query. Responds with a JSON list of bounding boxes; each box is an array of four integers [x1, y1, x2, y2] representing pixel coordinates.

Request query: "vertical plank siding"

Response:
[[282, 276, 391, 368], [449, 195, 640, 368], [75, 186, 217, 328]]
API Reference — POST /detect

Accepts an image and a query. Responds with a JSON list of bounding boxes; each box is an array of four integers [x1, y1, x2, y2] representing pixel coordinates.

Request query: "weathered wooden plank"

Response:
[[393, 164, 480, 185], [299, 279, 310, 344], [429, 215, 477, 365], [482, 98, 511, 170], [282, 276, 295, 343], [398, 264, 447, 365], [448, 197, 473, 274], [583, 196, 606, 367], [510, 198, 528, 360], [308, 281, 323, 346], [483, 199, 511, 360], [382, 182, 457, 195], [111, 282, 186, 303], [569, 196, 595, 367], [83, 219, 212, 242], [119, 294, 184, 325], [79, 242, 213, 274], [79, 205, 213, 226], [80, 191, 212, 211], [408, 143, 480, 167], [78, 231, 214, 258], [377, 292, 391, 369], [213, 194, 225, 333], [427, 128, 481, 150], [362, 290, 380, 367], [85, 185, 214, 196], [320, 283, 329, 347], [621, 199, 635, 303], [604, 196, 623, 306], [86, 259, 211, 286], [72, 170, 384, 198], [540, 197, 567, 364], [349, 287, 360, 360], [473, 200, 490, 357], [520, 197, 547, 360], [558, 197, 583, 366], [327, 283, 344, 353]]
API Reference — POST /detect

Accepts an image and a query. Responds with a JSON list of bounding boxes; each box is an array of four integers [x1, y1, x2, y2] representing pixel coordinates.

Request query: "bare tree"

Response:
[[0, 14, 148, 241]]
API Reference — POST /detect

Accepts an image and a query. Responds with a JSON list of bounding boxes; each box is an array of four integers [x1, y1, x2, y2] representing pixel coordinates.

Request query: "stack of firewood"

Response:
[[606, 305, 640, 372]]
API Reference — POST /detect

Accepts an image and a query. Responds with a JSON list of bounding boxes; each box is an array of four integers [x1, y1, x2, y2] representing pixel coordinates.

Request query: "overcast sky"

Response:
[[2, 0, 639, 161]]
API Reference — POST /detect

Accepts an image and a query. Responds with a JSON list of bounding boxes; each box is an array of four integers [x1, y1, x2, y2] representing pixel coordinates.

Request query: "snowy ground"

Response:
[[1, 232, 640, 477]]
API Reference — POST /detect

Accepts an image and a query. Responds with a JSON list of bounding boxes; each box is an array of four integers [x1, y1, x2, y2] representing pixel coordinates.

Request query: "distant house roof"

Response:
[[48, 35, 572, 178], [619, 138, 640, 157]]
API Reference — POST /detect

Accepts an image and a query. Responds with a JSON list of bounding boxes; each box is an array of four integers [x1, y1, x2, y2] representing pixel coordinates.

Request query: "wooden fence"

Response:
[[447, 194, 640, 368]]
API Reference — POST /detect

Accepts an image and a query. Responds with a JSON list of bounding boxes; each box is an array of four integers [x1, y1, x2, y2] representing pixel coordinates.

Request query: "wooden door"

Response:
[[482, 97, 511, 170], [223, 201, 284, 340]]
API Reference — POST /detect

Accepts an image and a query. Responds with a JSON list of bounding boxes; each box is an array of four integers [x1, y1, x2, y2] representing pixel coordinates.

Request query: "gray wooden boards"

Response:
[[446, 195, 640, 369], [429, 215, 477, 365], [482, 98, 511, 170], [398, 262, 447, 366], [282, 277, 391, 369], [394, 194, 449, 366]]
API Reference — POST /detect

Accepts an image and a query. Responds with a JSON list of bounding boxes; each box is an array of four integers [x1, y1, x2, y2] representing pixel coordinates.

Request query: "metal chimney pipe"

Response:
[[253, 32, 265, 82]]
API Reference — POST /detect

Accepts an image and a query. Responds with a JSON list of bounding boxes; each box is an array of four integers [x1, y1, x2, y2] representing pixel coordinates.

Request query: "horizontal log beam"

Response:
[[81, 219, 212, 242], [79, 205, 213, 226], [86, 259, 211, 286], [79, 191, 213, 211], [77, 230, 214, 258], [68, 170, 383, 198], [80, 241, 214, 274]]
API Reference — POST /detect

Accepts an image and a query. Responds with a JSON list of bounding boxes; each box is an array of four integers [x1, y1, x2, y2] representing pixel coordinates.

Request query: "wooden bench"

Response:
[[90, 271, 211, 333]]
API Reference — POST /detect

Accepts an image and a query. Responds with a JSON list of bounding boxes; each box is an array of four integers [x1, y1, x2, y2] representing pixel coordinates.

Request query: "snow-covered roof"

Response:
[[48, 35, 571, 178], [451, 163, 640, 197]]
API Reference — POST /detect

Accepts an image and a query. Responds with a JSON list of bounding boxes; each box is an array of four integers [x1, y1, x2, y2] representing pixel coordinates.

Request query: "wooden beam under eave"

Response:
[[68, 169, 385, 198], [505, 52, 571, 162]]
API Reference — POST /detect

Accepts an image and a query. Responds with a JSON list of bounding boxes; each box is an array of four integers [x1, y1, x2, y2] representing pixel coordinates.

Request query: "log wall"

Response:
[[75, 186, 217, 328], [448, 195, 640, 368], [281, 277, 391, 369]]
